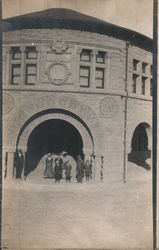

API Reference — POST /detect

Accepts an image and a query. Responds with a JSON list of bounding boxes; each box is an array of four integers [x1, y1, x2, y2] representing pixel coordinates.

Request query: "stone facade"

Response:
[[2, 27, 152, 182]]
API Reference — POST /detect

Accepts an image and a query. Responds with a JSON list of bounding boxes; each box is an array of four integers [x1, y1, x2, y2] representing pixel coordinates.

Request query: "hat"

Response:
[[62, 151, 67, 155]]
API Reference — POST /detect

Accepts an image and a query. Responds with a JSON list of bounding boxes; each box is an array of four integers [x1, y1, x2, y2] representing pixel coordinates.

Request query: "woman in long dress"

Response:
[[43, 153, 54, 178]]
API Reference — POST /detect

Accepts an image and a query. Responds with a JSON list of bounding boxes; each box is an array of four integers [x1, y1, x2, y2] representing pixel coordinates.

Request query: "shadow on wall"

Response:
[[128, 150, 151, 170]]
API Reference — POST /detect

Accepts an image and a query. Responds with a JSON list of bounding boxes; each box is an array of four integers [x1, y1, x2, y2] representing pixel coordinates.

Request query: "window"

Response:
[[11, 64, 21, 85], [80, 66, 90, 87], [95, 68, 104, 88], [150, 78, 153, 96], [25, 46, 37, 85], [142, 62, 148, 74], [26, 46, 37, 59], [141, 76, 147, 95], [26, 64, 37, 84], [11, 47, 21, 60], [133, 59, 139, 71], [132, 74, 138, 93], [96, 51, 105, 64], [80, 49, 91, 62]]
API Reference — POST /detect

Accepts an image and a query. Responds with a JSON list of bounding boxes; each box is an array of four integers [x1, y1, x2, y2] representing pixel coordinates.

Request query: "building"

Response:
[[2, 8, 153, 183]]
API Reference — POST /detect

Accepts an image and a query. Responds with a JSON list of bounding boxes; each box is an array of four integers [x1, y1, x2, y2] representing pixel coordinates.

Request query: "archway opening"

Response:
[[128, 123, 151, 170], [25, 119, 83, 177]]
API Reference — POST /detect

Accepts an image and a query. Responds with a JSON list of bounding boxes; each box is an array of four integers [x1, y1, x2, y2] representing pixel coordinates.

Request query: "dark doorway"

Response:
[[25, 119, 83, 176], [128, 123, 151, 170]]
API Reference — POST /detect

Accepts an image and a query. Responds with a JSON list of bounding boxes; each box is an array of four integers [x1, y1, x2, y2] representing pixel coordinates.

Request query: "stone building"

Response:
[[2, 9, 153, 182]]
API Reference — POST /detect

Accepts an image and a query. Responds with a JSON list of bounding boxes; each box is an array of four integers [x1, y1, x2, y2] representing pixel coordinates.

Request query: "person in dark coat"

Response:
[[64, 160, 72, 183], [15, 149, 24, 179], [84, 160, 92, 181], [43, 153, 54, 178], [54, 158, 62, 183], [76, 154, 84, 183]]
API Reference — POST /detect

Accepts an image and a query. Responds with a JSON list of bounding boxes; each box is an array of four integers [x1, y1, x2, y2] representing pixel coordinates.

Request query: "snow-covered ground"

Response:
[[2, 162, 153, 249]]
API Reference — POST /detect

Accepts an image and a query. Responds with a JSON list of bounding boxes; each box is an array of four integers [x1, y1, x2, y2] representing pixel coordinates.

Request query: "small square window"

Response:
[[80, 66, 90, 87], [80, 49, 91, 62], [133, 59, 139, 71], [142, 62, 148, 74], [11, 47, 21, 60], [26, 46, 37, 59], [11, 64, 21, 85], [96, 52, 105, 64], [95, 68, 104, 89]]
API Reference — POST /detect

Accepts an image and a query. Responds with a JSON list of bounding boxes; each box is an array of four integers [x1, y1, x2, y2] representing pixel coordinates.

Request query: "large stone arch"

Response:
[[128, 122, 152, 152], [4, 94, 105, 154], [18, 112, 93, 153]]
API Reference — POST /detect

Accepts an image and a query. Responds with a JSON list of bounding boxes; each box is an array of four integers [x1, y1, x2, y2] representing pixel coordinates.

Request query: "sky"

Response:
[[2, 0, 153, 38]]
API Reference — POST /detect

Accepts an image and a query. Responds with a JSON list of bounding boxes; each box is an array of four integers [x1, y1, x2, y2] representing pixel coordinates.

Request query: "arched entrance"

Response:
[[25, 119, 83, 177], [128, 122, 152, 170]]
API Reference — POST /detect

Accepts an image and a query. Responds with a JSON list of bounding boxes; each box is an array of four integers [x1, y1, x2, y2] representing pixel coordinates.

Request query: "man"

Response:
[[43, 153, 54, 178], [76, 154, 84, 183], [54, 158, 62, 183], [64, 160, 72, 183]]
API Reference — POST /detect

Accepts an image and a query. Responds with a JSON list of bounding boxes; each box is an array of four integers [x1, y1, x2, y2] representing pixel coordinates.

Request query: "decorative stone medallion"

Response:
[[3, 93, 14, 114], [46, 62, 70, 85], [100, 97, 118, 118]]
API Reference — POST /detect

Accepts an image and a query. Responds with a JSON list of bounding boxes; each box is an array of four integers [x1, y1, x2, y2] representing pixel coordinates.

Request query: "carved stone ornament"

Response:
[[100, 97, 118, 118], [49, 40, 68, 54], [3, 93, 14, 114], [46, 62, 70, 85]]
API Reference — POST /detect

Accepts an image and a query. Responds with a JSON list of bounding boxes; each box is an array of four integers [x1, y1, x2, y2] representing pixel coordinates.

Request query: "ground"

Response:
[[2, 162, 153, 250]]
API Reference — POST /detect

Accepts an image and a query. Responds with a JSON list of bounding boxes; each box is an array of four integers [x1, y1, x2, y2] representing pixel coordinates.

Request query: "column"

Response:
[[105, 53, 111, 89], [20, 45, 26, 86], [5, 47, 11, 84], [91, 50, 98, 89]]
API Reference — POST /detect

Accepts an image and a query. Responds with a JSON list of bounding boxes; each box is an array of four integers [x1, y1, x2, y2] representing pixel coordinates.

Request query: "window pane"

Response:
[[95, 78, 103, 88], [12, 76, 21, 84], [95, 68, 104, 78], [133, 59, 139, 71], [132, 74, 138, 93], [12, 64, 21, 75], [26, 75, 36, 84], [26, 64, 37, 74], [96, 52, 105, 63], [142, 62, 147, 74], [80, 77, 89, 87], [150, 78, 153, 96], [11, 64, 21, 84], [12, 47, 21, 60], [141, 77, 146, 95], [80, 67, 89, 77], [80, 50, 91, 62], [26, 47, 37, 59], [150, 65, 153, 75]]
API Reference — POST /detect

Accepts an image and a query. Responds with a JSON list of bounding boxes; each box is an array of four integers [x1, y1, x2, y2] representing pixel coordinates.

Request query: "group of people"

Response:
[[44, 152, 93, 183]]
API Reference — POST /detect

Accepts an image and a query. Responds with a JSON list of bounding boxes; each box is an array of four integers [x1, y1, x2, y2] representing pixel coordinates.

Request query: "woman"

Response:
[[43, 153, 54, 178]]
